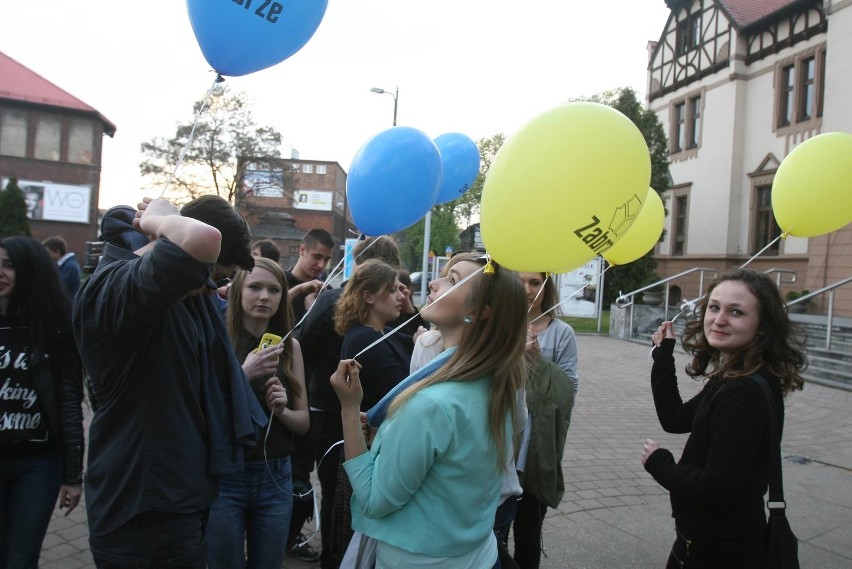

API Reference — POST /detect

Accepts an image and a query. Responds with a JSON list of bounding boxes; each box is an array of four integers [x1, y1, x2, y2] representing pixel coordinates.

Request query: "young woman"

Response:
[[331, 257, 528, 568], [207, 257, 310, 569], [334, 259, 413, 412], [0, 236, 84, 568], [643, 268, 806, 568], [509, 272, 579, 569], [518, 272, 579, 393]]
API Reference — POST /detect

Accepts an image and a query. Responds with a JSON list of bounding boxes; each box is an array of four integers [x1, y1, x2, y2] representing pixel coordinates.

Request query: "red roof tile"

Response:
[[717, 0, 809, 30], [0, 50, 115, 135]]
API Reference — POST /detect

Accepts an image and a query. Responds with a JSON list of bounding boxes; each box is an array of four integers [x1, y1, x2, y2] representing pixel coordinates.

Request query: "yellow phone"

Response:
[[256, 333, 283, 352]]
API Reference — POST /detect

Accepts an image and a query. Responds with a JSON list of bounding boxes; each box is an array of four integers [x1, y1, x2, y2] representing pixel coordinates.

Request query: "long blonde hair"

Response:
[[388, 259, 527, 469]]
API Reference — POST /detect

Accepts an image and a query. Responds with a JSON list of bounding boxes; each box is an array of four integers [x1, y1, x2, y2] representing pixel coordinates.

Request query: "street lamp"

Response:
[[370, 86, 398, 126]]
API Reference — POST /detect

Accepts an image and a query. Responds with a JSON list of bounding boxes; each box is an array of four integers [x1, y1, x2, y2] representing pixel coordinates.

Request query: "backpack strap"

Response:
[[749, 373, 786, 515]]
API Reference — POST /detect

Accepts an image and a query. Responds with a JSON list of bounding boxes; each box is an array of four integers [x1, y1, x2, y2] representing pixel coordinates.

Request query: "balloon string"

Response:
[[158, 74, 224, 198], [352, 265, 486, 360], [740, 234, 783, 269], [529, 263, 611, 325]]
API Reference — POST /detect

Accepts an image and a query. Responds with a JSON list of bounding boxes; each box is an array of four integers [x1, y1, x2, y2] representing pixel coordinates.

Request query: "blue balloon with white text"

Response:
[[347, 127, 443, 236], [434, 133, 480, 205], [186, 0, 328, 77]]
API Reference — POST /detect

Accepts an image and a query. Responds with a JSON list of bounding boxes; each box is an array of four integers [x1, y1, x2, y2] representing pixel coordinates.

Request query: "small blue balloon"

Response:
[[434, 133, 480, 205], [347, 127, 443, 236], [186, 0, 328, 77]]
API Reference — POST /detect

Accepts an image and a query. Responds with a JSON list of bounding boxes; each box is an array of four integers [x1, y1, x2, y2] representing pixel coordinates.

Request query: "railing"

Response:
[[614, 267, 717, 339], [764, 268, 798, 287], [786, 275, 852, 350]]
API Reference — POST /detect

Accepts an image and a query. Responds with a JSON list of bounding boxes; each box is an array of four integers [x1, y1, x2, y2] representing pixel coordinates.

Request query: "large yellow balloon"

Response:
[[772, 132, 852, 237], [481, 103, 651, 273], [603, 188, 664, 265]]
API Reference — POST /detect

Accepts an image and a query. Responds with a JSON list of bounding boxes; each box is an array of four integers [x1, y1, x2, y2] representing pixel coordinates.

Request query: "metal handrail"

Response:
[[786, 275, 852, 350], [764, 268, 798, 287], [615, 267, 717, 339]]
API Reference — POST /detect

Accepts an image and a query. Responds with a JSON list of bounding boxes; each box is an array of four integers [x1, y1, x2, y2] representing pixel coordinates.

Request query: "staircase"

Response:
[[626, 313, 852, 391]]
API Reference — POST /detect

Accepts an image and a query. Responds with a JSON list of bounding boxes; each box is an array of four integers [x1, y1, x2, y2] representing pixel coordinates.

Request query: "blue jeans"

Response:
[[207, 456, 293, 569], [0, 453, 63, 569]]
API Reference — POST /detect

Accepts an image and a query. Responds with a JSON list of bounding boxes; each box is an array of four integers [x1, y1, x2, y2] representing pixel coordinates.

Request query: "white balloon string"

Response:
[[740, 234, 783, 269], [158, 74, 223, 198], [530, 263, 611, 325], [352, 265, 486, 360]]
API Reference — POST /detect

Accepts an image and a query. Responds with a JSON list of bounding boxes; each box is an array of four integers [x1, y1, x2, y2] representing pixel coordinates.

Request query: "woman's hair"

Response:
[[537, 272, 561, 318], [0, 236, 72, 351], [388, 257, 527, 470], [226, 257, 299, 397], [334, 259, 399, 335], [682, 268, 806, 394]]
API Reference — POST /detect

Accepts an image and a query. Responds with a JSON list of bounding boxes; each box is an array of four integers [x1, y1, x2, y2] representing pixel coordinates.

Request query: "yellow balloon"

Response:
[[603, 188, 664, 265], [481, 103, 651, 273], [772, 132, 852, 237]]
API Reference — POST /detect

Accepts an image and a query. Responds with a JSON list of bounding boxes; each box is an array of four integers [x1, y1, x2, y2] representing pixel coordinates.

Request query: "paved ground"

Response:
[[39, 335, 852, 568]]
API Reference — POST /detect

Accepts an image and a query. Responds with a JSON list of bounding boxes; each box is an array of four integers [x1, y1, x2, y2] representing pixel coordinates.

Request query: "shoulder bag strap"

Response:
[[749, 373, 786, 514]]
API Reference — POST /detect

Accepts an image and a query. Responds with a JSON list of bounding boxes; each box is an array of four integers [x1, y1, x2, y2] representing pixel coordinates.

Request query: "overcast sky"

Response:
[[1, 0, 671, 208]]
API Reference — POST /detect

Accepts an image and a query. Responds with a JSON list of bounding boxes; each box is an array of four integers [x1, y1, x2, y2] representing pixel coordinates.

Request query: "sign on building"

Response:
[[5, 178, 92, 223]]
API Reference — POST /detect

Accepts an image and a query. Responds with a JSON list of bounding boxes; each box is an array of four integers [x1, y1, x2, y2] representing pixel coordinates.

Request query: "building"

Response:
[[0, 51, 115, 258], [237, 157, 355, 269], [646, 0, 852, 315]]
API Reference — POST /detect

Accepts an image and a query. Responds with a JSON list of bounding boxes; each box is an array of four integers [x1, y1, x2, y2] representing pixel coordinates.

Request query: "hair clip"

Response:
[[483, 257, 495, 275]]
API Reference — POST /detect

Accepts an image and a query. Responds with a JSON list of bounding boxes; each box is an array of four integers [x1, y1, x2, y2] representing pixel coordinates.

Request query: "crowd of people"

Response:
[[0, 196, 806, 569]]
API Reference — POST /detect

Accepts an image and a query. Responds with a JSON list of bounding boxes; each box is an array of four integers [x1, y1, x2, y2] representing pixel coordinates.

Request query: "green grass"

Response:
[[560, 310, 610, 335]]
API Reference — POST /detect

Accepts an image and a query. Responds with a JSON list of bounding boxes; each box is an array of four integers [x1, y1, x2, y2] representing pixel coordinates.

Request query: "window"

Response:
[[34, 115, 61, 161], [676, 11, 701, 55], [68, 118, 94, 165], [0, 109, 27, 157], [672, 195, 688, 256], [302, 164, 313, 174], [316, 164, 327, 175], [775, 47, 825, 130], [670, 93, 702, 155], [753, 186, 781, 255]]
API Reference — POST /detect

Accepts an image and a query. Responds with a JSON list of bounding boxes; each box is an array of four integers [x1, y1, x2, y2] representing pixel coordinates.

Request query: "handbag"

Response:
[[340, 531, 378, 569], [750, 374, 800, 569]]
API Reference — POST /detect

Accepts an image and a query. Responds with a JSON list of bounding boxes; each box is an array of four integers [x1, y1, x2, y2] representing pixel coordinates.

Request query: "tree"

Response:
[[572, 87, 671, 305], [0, 177, 31, 237], [140, 85, 285, 204], [451, 133, 505, 228], [399, 205, 460, 272]]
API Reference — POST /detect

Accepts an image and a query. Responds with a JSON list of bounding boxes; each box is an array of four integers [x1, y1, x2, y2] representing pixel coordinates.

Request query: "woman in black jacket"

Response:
[[642, 268, 805, 568], [0, 236, 84, 568]]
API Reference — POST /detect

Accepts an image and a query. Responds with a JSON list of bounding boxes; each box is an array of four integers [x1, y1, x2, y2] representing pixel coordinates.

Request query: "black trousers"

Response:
[[311, 410, 344, 569], [665, 525, 765, 568], [89, 510, 207, 569], [512, 491, 547, 569]]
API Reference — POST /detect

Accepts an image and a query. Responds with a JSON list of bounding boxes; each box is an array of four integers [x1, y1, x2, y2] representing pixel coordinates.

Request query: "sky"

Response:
[[1, 0, 672, 209]]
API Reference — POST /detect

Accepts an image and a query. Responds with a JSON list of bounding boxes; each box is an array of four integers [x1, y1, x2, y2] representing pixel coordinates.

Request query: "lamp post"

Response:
[[369, 86, 398, 126]]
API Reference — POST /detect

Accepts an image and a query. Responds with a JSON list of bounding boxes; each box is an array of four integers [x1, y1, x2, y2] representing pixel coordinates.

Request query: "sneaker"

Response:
[[289, 533, 321, 562]]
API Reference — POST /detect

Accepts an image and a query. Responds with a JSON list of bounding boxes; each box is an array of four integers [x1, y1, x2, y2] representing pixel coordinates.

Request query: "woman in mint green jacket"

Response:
[[331, 257, 527, 568]]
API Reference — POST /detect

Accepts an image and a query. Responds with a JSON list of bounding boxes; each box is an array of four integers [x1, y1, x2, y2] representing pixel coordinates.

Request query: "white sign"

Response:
[[293, 190, 332, 211], [243, 165, 284, 197], [5, 178, 92, 224], [557, 257, 602, 318]]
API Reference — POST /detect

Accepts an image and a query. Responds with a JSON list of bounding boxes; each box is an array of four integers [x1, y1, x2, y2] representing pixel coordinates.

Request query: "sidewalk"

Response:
[[39, 335, 852, 568]]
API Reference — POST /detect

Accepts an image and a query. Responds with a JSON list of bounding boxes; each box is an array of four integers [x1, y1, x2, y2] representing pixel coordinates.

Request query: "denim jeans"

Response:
[[0, 453, 63, 569], [207, 455, 293, 569]]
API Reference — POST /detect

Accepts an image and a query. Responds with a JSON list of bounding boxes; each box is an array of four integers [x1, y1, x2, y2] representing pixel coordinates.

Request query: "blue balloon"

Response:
[[434, 133, 480, 205], [347, 127, 443, 236], [186, 0, 328, 77]]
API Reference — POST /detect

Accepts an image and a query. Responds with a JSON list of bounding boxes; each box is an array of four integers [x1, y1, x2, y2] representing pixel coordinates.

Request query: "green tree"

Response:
[[572, 87, 671, 305], [140, 85, 284, 204], [399, 205, 460, 271], [0, 177, 31, 237], [450, 133, 505, 228]]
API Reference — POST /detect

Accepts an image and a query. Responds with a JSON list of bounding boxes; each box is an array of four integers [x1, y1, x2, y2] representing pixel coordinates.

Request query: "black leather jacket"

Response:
[[30, 329, 85, 485]]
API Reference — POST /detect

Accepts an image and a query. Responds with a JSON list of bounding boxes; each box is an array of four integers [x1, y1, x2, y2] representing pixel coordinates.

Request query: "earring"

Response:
[[463, 315, 473, 324]]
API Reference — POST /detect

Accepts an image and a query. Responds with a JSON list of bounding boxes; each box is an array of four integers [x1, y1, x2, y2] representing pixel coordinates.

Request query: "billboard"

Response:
[[243, 164, 284, 197], [557, 257, 602, 318], [293, 190, 333, 211], [5, 178, 92, 223]]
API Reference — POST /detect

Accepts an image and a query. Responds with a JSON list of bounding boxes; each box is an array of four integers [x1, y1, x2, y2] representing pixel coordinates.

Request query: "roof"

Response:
[[716, 0, 812, 30], [0, 50, 116, 136]]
